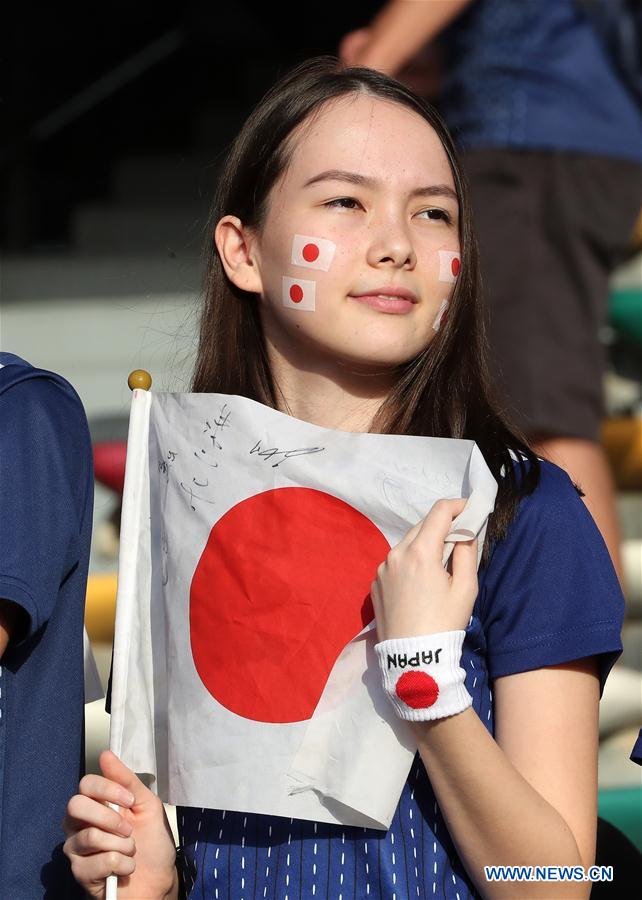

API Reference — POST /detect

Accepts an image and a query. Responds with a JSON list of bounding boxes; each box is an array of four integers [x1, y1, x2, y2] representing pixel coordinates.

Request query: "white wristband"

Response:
[[374, 631, 472, 721]]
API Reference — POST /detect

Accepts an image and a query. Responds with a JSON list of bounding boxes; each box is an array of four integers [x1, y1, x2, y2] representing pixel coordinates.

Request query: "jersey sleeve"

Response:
[[479, 459, 624, 695], [0, 376, 92, 642]]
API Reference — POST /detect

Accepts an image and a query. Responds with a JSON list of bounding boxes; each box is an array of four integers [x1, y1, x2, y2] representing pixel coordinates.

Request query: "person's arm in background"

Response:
[[0, 375, 93, 650], [339, 0, 474, 77]]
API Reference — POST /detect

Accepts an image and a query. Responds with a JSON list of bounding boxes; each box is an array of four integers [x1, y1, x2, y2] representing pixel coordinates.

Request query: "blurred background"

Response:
[[1, 0, 641, 858]]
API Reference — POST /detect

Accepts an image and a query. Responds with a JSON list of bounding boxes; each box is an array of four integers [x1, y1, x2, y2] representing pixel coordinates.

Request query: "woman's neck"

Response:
[[264, 334, 397, 433]]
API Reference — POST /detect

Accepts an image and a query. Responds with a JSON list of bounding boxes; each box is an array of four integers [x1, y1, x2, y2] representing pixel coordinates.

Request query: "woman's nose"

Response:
[[366, 218, 416, 268]]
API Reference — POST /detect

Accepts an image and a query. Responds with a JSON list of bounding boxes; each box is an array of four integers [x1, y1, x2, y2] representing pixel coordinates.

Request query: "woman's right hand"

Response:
[[63, 749, 179, 899]]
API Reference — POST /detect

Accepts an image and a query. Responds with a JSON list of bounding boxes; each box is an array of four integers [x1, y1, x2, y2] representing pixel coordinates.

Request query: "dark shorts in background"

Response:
[[463, 149, 642, 442]]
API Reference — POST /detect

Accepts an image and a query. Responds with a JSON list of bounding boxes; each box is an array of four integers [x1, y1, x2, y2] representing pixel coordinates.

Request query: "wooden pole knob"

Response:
[[127, 369, 152, 391]]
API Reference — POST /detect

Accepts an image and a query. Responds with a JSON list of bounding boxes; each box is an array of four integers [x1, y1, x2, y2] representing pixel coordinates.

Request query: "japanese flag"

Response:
[[110, 389, 497, 829], [438, 249, 461, 283], [432, 299, 449, 332], [283, 276, 316, 310], [291, 234, 336, 271]]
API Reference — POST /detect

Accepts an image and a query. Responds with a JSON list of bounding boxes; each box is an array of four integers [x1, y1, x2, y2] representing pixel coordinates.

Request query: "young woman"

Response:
[[63, 57, 624, 899]]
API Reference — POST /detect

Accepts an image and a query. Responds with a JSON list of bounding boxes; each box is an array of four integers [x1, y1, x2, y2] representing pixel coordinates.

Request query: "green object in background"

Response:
[[609, 289, 642, 345], [598, 786, 642, 852]]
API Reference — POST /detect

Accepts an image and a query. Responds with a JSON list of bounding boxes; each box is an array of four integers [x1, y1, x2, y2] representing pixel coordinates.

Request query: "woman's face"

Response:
[[249, 93, 461, 371]]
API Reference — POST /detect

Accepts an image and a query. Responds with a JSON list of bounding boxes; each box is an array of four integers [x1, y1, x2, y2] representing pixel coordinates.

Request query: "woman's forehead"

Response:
[[285, 94, 454, 190]]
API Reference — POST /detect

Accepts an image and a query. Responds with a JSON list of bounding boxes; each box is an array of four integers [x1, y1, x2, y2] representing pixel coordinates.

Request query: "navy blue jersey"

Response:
[[176, 457, 624, 900], [0, 353, 93, 898], [439, 0, 642, 163]]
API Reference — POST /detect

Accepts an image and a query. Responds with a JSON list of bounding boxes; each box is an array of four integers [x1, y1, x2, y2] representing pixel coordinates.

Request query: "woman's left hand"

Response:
[[371, 498, 479, 641]]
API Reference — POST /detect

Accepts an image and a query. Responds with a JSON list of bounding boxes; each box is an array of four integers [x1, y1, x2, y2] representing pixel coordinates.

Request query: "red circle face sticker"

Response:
[[289, 284, 304, 303], [395, 671, 439, 709], [302, 242, 320, 262], [451, 257, 460, 277], [190, 487, 390, 723]]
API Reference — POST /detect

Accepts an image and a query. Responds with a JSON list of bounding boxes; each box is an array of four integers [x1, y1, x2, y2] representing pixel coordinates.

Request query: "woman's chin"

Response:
[[333, 346, 419, 376], [317, 346, 412, 378]]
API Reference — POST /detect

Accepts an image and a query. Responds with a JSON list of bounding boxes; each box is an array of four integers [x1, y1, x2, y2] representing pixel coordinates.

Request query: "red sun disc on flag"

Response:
[[302, 242, 320, 262], [395, 671, 439, 709], [289, 284, 304, 303], [190, 487, 389, 723], [451, 257, 460, 277]]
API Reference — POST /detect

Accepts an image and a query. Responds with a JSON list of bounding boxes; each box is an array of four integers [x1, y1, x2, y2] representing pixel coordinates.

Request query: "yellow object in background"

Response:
[[85, 572, 117, 643], [602, 417, 642, 491]]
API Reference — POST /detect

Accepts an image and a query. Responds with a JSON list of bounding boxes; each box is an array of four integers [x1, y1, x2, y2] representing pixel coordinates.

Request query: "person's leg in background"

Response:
[[464, 149, 642, 591], [529, 434, 625, 587]]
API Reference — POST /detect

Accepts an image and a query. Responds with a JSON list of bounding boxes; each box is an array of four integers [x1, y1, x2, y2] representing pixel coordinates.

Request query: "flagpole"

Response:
[[106, 370, 153, 900]]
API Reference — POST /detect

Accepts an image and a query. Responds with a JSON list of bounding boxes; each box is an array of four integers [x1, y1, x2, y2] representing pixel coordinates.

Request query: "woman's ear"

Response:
[[214, 216, 263, 294]]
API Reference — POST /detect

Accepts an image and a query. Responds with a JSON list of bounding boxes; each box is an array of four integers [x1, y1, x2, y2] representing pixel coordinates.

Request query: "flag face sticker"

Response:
[[283, 276, 316, 310], [110, 390, 498, 829], [438, 250, 461, 283], [190, 487, 388, 723], [432, 299, 449, 332], [291, 234, 336, 271]]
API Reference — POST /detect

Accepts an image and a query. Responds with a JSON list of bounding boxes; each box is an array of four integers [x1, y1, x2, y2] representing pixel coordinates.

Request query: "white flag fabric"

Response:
[[110, 391, 497, 829]]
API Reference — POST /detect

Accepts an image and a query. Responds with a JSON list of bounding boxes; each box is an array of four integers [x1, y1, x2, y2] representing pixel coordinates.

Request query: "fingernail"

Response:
[[118, 819, 133, 836], [118, 789, 135, 807]]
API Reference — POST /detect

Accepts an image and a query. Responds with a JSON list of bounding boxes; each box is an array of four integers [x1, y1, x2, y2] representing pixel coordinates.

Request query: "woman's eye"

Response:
[[324, 197, 362, 210], [418, 208, 452, 223]]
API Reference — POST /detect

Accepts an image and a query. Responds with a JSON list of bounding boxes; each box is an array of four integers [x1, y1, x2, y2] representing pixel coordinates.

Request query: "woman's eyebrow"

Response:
[[303, 169, 373, 189], [409, 184, 459, 203], [302, 169, 458, 202]]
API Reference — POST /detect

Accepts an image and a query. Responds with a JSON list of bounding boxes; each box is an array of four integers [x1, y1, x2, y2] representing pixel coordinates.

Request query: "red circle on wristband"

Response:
[[395, 671, 439, 708]]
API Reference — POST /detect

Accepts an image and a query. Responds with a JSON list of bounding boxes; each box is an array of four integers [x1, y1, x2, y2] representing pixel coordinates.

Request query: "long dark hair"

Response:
[[193, 56, 540, 566]]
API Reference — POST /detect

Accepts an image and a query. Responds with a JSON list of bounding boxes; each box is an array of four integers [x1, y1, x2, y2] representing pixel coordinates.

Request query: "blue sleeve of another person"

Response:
[[479, 459, 625, 695], [0, 376, 91, 637]]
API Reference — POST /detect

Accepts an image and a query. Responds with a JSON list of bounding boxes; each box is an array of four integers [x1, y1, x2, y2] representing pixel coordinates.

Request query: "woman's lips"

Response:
[[349, 294, 416, 314]]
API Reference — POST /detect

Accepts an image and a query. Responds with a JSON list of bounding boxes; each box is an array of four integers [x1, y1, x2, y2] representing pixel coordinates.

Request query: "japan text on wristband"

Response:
[[374, 631, 472, 721]]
